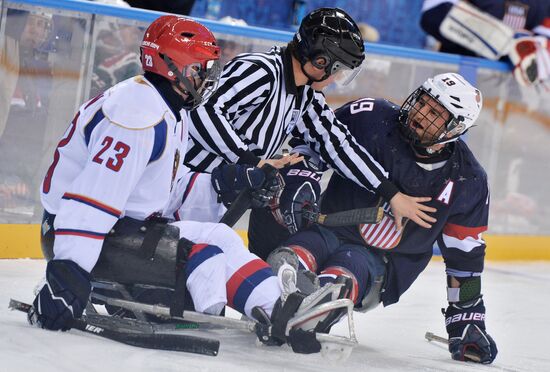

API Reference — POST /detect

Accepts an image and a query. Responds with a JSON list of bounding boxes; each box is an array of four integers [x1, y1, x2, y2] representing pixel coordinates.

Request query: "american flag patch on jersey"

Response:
[[503, 2, 528, 30], [359, 213, 403, 250]]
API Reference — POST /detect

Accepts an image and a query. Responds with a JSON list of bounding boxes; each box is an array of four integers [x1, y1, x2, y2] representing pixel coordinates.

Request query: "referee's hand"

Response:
[[390, 192, 436, 230], [258, 153, 304, 169]]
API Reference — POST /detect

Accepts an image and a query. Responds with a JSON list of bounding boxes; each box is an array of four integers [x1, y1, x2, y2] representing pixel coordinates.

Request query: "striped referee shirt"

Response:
[[185, 46, 398, 200]]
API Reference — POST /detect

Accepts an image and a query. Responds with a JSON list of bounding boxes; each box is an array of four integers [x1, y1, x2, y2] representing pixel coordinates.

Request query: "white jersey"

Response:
[[41, 76, 188, 272], [165, 166, 226, 223], [40, 75, 281, 318]]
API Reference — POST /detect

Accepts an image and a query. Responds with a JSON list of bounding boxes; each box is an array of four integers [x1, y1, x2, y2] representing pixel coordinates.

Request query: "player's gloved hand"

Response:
[[211, 163, 283, 208], [270, 159, 321, 234], [250, 167, 283, 209], [508, 33, 550, 87], [28, 260, 92, 331], [444, 297, 497, 364], [211, 163, 267, 207]]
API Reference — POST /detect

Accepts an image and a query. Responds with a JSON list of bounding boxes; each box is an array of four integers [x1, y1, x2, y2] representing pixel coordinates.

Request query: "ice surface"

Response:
[[1, 259, 548, 372]]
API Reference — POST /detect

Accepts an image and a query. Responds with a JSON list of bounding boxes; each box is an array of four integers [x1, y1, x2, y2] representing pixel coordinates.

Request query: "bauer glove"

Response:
[[269, 159, 321, 234], [444, 296, 497, 364]]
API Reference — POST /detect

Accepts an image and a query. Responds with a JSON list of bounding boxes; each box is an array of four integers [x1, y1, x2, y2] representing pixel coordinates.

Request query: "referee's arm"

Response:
[[295, 89, 399, 201], [188, 60, 272, 166]]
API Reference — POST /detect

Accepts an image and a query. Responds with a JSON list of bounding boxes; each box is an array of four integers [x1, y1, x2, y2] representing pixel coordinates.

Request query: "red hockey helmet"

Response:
[[141, 15, 221, 109]]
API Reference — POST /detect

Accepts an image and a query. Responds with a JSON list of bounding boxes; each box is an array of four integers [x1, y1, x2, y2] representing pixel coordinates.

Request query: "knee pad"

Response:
[[284, 225, 338, 268], [319, 266, 359, 304], [285, 244, 318, 272]]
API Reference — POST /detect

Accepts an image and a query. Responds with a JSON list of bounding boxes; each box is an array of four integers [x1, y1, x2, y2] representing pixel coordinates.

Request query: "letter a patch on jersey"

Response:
[[437, 180, 454, 205]]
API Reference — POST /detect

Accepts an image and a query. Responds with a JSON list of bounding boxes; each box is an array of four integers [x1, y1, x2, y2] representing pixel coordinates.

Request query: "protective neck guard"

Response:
[[144, 71, 186, 121]]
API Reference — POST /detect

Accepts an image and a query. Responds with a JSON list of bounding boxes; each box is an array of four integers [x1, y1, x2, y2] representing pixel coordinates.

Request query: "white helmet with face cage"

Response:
[[401, 72, 483, 147]]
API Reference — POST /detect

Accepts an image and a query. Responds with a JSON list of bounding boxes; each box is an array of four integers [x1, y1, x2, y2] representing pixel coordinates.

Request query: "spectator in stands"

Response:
[[421, 0, 550, 87], [0, 10, 54, 218], [125, 0, 196, 15], [90, 22, 143, 97]]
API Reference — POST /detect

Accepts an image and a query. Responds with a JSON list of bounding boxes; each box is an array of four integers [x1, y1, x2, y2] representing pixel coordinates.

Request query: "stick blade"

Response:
[[9, 298, 220, 356]]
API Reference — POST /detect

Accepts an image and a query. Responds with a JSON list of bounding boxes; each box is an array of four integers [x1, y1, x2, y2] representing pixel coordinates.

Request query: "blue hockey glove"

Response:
[[270, 161, 321, 234], [444, 297, 497, 364], [211, 163, 282, 208], [28, 260, 92, 331]]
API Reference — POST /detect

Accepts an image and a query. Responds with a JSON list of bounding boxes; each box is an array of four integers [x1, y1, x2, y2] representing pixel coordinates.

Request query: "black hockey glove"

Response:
[[28, 260, 91, 331], [444, 297, 498, 364], [211, 163, 282, 208], [270, 160, 321, 234]]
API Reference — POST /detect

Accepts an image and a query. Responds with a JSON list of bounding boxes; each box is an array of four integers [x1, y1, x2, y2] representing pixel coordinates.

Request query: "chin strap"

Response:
[[299, 62, 330, 85], [162, 55, 201, 108]]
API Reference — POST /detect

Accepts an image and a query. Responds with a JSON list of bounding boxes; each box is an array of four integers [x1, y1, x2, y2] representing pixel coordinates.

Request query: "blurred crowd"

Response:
[[0, 0, 548, 231]]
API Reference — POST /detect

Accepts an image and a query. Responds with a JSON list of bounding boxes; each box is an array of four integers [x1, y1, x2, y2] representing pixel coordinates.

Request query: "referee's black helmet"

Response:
[[293, 8, 365, 84]]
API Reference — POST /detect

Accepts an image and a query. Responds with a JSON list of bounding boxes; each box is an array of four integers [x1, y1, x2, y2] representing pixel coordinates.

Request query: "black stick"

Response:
[[303, 207, 384, 227], [9, 299, 220, 356]]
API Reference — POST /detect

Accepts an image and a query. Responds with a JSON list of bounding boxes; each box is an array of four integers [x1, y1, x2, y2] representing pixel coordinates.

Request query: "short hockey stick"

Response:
[[425, 331, 481, 362], [303, 207, 384, 227], [9, 299, 220, 356]]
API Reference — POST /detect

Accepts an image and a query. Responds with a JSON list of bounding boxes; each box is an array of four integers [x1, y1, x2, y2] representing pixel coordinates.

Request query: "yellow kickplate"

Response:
[[0, 224, 548, 260]]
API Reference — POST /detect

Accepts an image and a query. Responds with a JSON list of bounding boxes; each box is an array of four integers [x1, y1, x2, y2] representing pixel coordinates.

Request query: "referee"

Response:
[[185, 7, 436, 231]]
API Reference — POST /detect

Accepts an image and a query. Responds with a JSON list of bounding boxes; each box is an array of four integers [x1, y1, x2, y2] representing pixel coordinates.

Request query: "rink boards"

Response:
[[0, 224, 548, 260]]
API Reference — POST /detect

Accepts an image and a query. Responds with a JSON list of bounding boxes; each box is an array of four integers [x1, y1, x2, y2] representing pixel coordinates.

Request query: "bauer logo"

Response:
[[445, 313, 485, 326]]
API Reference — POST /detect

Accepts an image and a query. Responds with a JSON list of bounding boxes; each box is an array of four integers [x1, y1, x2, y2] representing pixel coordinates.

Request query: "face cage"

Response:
[[182, 59, 222, 109], [400, 88, 464, 148]]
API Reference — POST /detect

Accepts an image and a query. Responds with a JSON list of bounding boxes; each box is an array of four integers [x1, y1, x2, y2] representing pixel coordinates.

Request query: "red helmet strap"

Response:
[[162, 54, 202, 104]]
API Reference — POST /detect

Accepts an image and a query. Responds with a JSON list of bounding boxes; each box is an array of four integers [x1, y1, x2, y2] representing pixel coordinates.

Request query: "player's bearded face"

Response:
[[407, 93, 451, 145]]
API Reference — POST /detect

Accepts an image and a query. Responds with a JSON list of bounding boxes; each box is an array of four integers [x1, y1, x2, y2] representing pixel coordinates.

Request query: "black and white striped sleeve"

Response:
[[294, 89, 399, 200], [188, 59, 273, 166]]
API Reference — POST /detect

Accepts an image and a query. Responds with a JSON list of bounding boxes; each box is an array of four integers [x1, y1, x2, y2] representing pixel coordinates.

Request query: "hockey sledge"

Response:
[[10, 279, 358, 359]]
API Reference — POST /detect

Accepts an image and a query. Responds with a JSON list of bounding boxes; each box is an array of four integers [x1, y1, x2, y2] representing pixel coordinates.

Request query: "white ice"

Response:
[[1, 259, 548, 372]]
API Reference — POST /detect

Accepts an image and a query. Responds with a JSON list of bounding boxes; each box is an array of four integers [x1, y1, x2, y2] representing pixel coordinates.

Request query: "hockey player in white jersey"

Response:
[[30, 15, 351, 353]]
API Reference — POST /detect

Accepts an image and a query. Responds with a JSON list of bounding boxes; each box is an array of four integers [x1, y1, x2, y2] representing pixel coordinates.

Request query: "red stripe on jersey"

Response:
[[55, 230, 105, 240], [62, 193, 121, 217], [188, 243, 209, 259], [289, 245, 318, 272], [443, 223, 487, 240], [84, 93, 104, 109], [181, 172, 200, 205], [543, 17, 550, 28], [226, 259, 270, 308]]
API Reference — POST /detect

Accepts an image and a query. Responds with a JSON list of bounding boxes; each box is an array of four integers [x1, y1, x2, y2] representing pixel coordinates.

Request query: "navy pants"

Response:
[[285, 225, 386, 307]]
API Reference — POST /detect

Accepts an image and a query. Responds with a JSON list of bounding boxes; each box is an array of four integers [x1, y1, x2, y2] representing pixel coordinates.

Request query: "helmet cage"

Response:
[[162, 55, 221, 110], [400, 87, 467, 148]]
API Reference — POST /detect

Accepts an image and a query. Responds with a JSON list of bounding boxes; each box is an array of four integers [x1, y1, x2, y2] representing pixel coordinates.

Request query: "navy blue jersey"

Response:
[[320, 98, 489, 305]]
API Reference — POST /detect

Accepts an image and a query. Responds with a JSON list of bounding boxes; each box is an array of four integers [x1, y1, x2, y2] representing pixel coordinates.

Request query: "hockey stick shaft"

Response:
[[425, 331, 481, 362], [304, 207, 384, 227], [9, 299, 220, 356]]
